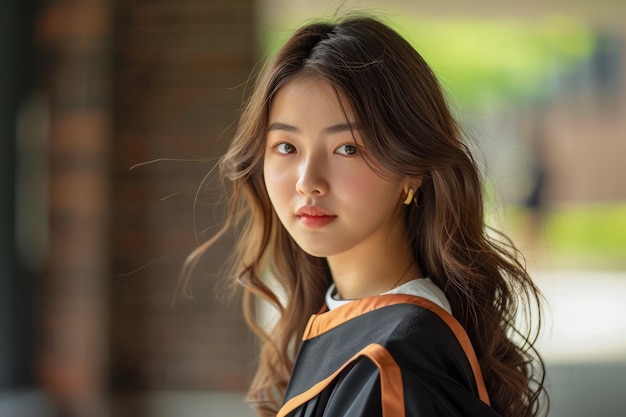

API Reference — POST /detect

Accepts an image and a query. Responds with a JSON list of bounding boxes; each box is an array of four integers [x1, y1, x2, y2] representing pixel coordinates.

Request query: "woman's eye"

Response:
[[335, 144, 359, 156], [276, 143, 296, 154]]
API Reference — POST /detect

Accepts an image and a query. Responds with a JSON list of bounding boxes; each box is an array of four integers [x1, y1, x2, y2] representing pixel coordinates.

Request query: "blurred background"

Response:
[[0, 0, 624, 416]]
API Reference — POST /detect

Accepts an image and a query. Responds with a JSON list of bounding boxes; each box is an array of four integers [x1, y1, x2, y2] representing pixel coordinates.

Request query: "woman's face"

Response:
[[263, 77, 409, 260]]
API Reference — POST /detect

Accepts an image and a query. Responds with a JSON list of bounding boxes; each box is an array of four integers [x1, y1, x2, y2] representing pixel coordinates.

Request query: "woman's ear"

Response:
[[402, 177, 422, 194], [412, 176, 423, 191]]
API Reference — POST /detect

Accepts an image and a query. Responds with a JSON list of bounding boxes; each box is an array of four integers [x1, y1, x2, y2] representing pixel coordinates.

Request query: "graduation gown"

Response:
[[277, 294, 501, 417]]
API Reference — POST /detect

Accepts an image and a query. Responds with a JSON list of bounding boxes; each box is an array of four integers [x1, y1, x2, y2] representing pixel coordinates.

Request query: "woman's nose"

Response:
[[296, 158, 329, 197]]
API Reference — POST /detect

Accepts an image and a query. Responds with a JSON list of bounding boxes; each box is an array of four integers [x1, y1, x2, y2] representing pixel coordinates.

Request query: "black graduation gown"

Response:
[[277, 294, 501, 417]]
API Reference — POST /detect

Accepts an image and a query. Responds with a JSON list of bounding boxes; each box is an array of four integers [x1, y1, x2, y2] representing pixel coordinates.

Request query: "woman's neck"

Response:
[[327, 237, 422, 300]]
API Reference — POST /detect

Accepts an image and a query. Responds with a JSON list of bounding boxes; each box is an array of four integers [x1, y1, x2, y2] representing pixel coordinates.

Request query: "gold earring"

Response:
[[402, 188, 414, 205]]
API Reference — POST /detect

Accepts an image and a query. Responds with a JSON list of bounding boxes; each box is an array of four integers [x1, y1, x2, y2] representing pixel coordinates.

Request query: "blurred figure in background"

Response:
[[521, 109, 551, 247]]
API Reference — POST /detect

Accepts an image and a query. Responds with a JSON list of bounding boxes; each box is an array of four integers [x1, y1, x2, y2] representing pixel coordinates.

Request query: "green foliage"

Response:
[[392, 16, 595, 107], [505, 204, 626, 270], [544, 204, 626, 268]]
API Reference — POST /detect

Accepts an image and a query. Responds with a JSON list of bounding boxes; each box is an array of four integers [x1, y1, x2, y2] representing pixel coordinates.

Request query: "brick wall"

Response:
[[39, 0, 257, 415], [110, 0, 257, 392]]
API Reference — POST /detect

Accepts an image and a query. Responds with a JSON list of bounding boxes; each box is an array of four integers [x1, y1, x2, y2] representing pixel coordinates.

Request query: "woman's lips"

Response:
[[296, 205, 337, 228], [297, 214, 337, 228]]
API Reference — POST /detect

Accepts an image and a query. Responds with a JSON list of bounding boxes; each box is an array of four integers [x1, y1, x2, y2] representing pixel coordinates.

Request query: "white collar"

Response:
[[324, 277, 452, 314]]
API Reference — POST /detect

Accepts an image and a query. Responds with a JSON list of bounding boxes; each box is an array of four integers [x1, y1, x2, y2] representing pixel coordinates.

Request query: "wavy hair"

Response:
[[186, 15, 547, 417]]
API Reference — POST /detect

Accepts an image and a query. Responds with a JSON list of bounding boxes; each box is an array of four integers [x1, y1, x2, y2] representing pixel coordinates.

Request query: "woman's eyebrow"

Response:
[[267, 122, 299, 133], [323, 123, 359, 135], [267, 122, 358, 135]]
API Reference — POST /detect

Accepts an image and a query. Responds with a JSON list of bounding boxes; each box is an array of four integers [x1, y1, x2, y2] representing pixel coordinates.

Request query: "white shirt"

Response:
[[325, 278, 452, 314]]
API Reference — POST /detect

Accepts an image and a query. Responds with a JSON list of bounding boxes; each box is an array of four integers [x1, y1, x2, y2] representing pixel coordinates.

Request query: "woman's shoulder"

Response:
[[282, 296, 493, 417], [306, 292, 455, 342], [304, 294, 478, 383]]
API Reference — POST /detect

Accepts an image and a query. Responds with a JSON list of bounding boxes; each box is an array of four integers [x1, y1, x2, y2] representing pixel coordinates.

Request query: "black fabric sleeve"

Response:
[[286, 359, 382, 417]]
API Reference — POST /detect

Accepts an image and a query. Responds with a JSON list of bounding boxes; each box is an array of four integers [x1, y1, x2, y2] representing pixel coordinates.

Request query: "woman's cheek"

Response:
[[339, 169, 376, 199], [264, 161, 294, 203]]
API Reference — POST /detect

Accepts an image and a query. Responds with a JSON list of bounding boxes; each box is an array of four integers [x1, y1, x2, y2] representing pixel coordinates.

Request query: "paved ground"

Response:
[[2, 269, 625, 416], [533, 269, 626, 417], [111, 391, 254, 417]]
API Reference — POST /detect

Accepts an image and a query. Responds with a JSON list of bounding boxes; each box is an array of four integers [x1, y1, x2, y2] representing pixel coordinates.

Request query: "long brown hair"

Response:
[[186, 15, 547, 417]]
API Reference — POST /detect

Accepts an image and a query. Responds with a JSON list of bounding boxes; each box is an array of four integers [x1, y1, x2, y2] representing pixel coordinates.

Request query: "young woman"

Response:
[[187, 15, 547, 417]]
